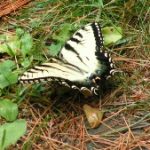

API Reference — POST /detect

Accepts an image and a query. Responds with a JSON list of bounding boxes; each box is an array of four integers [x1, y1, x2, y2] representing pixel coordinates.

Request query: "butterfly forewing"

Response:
[[60, 23, 103, 74]]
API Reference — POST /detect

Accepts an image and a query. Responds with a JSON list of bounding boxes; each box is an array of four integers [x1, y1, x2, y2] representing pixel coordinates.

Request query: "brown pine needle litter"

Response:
[[0, 0, 31, 17]]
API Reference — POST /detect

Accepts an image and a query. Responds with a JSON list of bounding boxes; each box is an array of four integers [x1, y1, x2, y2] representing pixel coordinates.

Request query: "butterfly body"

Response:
[[19, 22, 115, 96]]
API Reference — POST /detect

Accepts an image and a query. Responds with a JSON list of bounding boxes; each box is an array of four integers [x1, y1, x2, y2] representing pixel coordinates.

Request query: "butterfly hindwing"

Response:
[[20, 58, 85, 83]]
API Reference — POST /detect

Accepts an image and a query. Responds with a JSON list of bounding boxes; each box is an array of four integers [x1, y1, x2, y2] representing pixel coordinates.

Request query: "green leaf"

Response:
[[0, 60, 18, 89], [16, 28, 24, 37], [0, 60, 15, 74], [0, 73, 18, 89], [20, 31, 33, 57], [0, 99, 18, 121], [97, 0, 104, 8], [53, 23, 73, 43], [0, 29, 33, 57], [0, 119, 26, 150], [21, 57, 32, 68], [102, 26, 123, 46], [48, 43, 62, 56], [49, 24, 73, 55], [0, 34, 21, 56]]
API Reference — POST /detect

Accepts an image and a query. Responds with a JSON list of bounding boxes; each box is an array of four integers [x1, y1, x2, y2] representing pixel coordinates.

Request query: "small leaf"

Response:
[[0, 73, 18, 89], [48, 43, 62, 56], [102, 26, 123, 46], [0, 29, 33, 57], [0, 119, 26, 150], [50, 24, 73, 55], [5, 43, 16, 56], [53, 23, 73, 43], [0, 60, 15, 74], [124, 0, 136, 10], [16, 28, 24, 37], [0, 33, 21, 56], [97, 0, 104, 8], [20, 32, 33, 57], [21, 57, 32, 68], [0, 60, 18, 89], [83, 104, 104, 128], [0, 99, 18, 121]]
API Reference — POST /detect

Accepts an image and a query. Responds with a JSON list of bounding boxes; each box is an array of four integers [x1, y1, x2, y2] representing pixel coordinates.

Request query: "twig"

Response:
[[101, 113, 150, 136]]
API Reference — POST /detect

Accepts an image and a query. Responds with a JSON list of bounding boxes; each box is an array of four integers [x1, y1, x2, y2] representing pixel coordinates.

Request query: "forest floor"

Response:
[[0, 0, 150, 149]]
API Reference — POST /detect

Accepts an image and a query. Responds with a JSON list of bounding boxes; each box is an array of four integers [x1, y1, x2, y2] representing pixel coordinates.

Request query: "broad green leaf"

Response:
[[0, 99, 18, 121], [16, 28, 24, 37], [0, 29, 33, 57], [97, 0, 104, 8], [20, 32, 33, 57], [0, 60, 15, 74], [50, 24, 73, 55], [48, 43, 62, 56], [102, 26, 123, 46], [21, 57, 32, 68], [0, 60, 18, 89], [53, 23, 72, 43], [0, 119, 26, 150], [16, 28, 33, 56], [0, 34, 20, 56], [0, 73, 18, 89]]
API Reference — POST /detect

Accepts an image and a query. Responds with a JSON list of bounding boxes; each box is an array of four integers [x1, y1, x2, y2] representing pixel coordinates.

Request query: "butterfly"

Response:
[[19, 22, 116, 97]]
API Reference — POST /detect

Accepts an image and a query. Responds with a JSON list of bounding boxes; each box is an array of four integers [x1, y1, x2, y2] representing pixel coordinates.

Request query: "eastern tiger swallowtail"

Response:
[[19, 22, 116, 96]]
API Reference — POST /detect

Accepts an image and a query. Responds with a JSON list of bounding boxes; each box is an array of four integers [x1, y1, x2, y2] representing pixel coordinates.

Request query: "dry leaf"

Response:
[[83, 104, 104, 128]]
